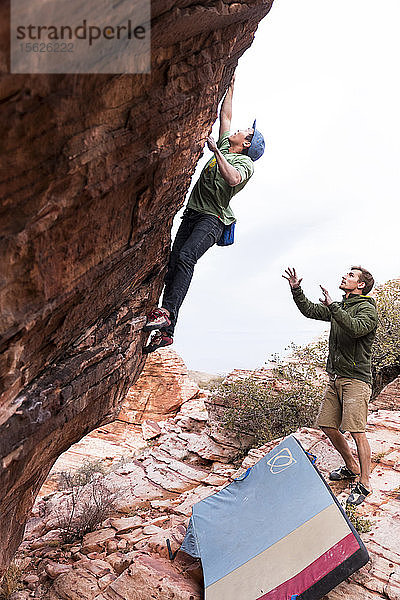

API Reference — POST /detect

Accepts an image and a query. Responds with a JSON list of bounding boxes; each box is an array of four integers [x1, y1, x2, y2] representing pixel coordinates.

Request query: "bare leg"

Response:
[[350, 432, 371, 490], [320, 427, 360, 474]]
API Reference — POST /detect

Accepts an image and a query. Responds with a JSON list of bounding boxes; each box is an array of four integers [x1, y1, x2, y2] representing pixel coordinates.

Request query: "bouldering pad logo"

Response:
[[267, 447, 297, 474]]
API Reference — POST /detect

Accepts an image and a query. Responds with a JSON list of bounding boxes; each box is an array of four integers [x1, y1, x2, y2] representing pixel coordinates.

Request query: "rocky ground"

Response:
[[3, 351, 400, 600]]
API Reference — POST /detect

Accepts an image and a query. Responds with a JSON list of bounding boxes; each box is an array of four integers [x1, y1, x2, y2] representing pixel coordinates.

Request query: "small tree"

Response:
[[58, 458, 107, 490]]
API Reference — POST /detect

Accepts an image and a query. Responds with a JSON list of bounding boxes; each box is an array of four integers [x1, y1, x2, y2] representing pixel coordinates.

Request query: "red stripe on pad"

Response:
[[256, 533, 359, 600]]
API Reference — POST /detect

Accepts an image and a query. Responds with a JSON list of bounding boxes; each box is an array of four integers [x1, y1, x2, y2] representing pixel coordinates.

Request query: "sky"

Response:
[[171, 0, 400, 374]]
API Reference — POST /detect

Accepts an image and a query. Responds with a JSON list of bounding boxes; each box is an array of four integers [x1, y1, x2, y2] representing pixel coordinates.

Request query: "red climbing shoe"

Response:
[[143, 330, 173, 354], [143, 308, 171, 332]]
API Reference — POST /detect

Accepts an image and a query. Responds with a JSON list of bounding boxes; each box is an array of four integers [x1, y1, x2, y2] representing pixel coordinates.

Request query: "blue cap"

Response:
[[247, 119, 265, 161]]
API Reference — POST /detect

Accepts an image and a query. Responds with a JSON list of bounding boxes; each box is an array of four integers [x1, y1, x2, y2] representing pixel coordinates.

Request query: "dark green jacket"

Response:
[[291, 287, 378, 384]]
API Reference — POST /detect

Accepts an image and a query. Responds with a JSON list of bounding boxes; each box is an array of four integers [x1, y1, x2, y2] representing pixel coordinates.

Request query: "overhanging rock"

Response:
[[0, 0, 274, 576]]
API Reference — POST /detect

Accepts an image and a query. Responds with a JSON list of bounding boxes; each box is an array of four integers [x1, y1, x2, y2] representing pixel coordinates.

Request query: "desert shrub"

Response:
[[110, 455, 133, 471], [372, 278, 400, 394], [58, 458, 107, 490], [218, 355, 325, 448], [188, 371, 225, 390], [57, 462, 117, 544], [197, 375, 225, 390], [0, 562, 23, 599], [284, 336, 328, 370]]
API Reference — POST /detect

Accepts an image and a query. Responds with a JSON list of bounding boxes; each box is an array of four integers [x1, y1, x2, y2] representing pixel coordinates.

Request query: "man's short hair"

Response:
[[351, 265, 374, 295]]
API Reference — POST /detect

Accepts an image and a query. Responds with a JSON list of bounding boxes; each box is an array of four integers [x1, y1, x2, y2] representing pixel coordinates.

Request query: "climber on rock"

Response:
[[283, 266, 378, 506], [143, 75, 265, 353]]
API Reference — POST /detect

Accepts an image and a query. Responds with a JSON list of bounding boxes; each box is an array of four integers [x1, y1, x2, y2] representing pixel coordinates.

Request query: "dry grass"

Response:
[[345, 504, 372, 534], [0, 562, 23, 599], [56, 460, 117, 544], [372, 449, 390, 463]]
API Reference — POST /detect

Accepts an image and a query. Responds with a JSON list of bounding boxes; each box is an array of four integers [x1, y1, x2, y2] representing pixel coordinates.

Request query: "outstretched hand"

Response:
[[206, 135, 218, 153], [282, 267, 303, 289], [319, 285, 333, 306]]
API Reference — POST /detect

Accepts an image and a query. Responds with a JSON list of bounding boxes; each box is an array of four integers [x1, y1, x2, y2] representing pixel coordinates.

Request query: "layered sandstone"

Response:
[[370, 375, 400, 411], [121, 347, 200, 424], [0, 0, 274, 574], [39, 348, 202, 496], [11, 393, 400, 599]]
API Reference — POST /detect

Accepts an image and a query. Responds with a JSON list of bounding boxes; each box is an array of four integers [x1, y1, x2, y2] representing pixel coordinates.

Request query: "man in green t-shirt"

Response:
[[143, 76, 265, 353]]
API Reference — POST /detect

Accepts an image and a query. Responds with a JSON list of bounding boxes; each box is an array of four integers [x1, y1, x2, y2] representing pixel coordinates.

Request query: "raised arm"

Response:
[[206, 135, 242, 186], [219, 75, 235, 140], [283, 267, 331, 322]]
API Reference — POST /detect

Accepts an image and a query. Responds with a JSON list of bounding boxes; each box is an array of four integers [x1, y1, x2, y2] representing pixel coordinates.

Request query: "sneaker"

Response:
[[143, 308, 171, 332], [329, 466, 359, 481], [143, 331, 173, 354], [346, 482, 372, 506]]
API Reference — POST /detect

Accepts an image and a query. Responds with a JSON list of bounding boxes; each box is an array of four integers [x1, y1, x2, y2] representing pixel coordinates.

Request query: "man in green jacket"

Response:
[[283, 266, 378, 506]]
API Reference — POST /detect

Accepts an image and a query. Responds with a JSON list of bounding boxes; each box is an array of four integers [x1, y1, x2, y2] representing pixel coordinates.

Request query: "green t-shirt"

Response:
[[187, 131, 254, 225]]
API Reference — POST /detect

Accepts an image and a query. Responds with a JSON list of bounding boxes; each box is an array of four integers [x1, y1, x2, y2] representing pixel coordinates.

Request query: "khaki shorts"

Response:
[[316, 376, 372, 433]]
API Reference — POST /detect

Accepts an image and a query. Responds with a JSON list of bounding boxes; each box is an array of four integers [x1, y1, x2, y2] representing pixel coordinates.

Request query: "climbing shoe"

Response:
[[346, 482, 372, 506], [329, 466, 359, 481], [143, 331, 173, 354], [143, 308, 171, 332]]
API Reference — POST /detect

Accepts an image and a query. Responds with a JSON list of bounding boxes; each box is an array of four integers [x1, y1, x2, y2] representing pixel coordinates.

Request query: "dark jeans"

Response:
[[162, 208, 224, 337]]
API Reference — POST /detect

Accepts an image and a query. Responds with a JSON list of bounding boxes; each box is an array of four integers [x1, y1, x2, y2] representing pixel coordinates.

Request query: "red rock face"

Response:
[[122, 347, 200, 424], [0, 0, 274, 575], [37, 348, 201, 497], [370, 375, 400, 410]]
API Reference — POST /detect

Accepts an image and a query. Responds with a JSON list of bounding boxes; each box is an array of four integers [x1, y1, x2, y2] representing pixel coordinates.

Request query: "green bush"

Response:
[[283, 337, 328, 370], [372, 278, 400, 395], [218, 356, 325, 448]]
